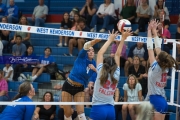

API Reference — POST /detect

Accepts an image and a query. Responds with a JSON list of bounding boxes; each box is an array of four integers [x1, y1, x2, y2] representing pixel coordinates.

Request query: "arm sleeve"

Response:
[[5, 7, 8, 16], [50, 56, 55, 63], [33, 7, 36, 15], [12, 45, 15, 54]]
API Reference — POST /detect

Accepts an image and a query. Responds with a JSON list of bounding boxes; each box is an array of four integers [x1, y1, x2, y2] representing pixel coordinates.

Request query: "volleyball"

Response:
[[117, 19, 131, 32]]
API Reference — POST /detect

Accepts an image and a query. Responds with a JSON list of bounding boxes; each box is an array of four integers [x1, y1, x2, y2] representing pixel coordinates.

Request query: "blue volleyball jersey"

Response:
[[0, 96, 35, 120], [68, 49, 97, 87]]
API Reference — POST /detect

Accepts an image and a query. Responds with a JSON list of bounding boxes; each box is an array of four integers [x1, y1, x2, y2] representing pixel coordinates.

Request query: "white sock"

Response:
[[64, 115, 72, 120], [32, 75, 37, 81], [78, 113, 86, 120]]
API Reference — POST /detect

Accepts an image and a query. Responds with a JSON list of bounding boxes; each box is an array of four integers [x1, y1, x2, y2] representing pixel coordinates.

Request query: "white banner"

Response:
[[0, 23, 175, 44]]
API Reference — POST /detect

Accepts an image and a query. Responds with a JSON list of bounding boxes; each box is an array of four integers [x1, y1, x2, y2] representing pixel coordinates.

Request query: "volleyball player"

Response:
[[145, 19, 178, 120], [61, 39, 100, 120], [89, 29, 132, 120]]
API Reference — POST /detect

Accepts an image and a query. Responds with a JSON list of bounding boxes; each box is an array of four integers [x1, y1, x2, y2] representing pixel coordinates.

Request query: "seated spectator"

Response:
[[79, 0, 97, 27], [122, 74, 142, 120], [0, 81, 35, 119], [90, 0, 115, 33], [128, 56, 147, 96], [31, 47, 55, 81], [124, 42, 148, 76], [176, 14, 180, 41], [0, 17, 10, 51], [135, 0, 150, 33], [27, 0, 48, 27], [11, 16, 31, 48], [3, 64, 13, 81], [0, 70, 8, 113], [57, 12, 72, 47], [176, 40, 180, 65], [154, 0, 170, 21], [0, 0, 6, 21], [5, 0, 19, 23], [13, 45, 36, 81], [33, 92, 56, 120], [12, 35, 26, 56], [64, 17, 90, 56], [110, 41, 127, 68], [69, 7, 79, 21]]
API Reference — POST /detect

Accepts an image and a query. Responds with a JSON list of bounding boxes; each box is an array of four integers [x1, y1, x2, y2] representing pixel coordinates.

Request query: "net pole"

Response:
[[170, 42, 176, 105]]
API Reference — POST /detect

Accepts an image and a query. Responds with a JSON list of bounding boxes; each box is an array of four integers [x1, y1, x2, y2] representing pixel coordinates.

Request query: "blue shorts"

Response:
[[90, 104, 115, 120], [150, 95, 168, 114]]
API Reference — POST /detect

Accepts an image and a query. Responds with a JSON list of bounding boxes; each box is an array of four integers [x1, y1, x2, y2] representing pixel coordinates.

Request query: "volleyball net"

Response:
[[0, 22, 179, 109]]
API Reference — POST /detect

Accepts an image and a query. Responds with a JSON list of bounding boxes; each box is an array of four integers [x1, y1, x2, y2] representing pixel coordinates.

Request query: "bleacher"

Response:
[[1, 0, 179, 119]]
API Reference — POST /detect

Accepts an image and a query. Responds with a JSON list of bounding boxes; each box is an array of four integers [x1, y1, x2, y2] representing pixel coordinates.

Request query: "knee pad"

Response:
[[78, 113, 87, 120]]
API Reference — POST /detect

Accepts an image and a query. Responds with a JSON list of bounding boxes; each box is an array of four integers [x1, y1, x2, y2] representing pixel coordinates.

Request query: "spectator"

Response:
[[57, 12, 72, 47], [135, 0, 150, 33], [0, 70, 8, 113], [120, 0, 136, 23], [64, 17, 90, 56], [110, 41, 127, 68], [0, 0, 6, 21], [128, 56, 147, 96], [124, 42, 148, 76], [12, 35, 26, 56], [176, 14, 180, 41], [11, 16, 31, 48], [61, 39, 100, 120], [33, 92, 56, 120], [3, 64, 13, 81], [13, 45, 36, 81], [0, 16, 10, 51], [122, 74, 142, 120], [79, 0, 97, 27], [154, 0, 170, 21], [27, 0, 48, 27], [69, 7, 79, 21], [31, 47, 55, 81], [5, 0, 18, 23], [0, 81, 35, 120], [90, 0, 115, 33]]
